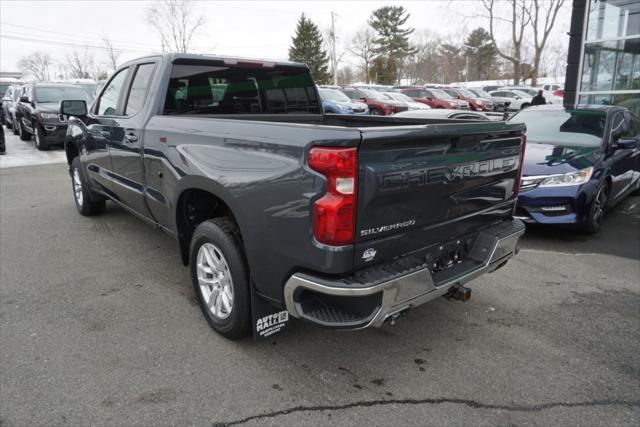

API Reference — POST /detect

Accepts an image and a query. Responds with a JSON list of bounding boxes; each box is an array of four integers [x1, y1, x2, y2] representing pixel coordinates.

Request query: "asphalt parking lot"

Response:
[[1, 131, 639, 426]]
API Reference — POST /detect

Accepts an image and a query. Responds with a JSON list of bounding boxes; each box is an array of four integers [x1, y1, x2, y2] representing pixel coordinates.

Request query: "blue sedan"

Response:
[[318, 88, 368, 115], [511, 105, 640, 233]]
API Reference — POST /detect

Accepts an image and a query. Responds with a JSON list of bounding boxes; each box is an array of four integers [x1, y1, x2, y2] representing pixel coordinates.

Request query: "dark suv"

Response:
[[15, 83, 91, 150]]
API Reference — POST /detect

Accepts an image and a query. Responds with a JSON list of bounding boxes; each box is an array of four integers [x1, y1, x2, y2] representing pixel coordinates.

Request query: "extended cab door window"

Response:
[[96, 68, 129, 116], [124, 63, 156, 116]]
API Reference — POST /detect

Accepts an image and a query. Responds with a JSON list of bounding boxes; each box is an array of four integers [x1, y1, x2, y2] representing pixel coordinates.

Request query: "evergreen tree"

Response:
[[369, 56, 397, 85], [288, 14, 331, 84], [368, 6, 415, 83], [464, 28, 499, 81]]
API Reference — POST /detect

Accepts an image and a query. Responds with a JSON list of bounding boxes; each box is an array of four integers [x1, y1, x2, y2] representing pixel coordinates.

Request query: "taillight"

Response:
[[513, 134, 527, 197], [308, 147, 358, 246]]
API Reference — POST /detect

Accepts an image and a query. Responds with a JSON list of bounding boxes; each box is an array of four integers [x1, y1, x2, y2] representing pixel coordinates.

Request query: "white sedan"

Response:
[[489, 90, 534, 110], [382, 92, 431, 110]]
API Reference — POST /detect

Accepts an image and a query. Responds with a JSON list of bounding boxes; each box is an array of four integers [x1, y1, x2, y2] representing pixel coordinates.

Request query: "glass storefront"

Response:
[[579, 0, 640, 114]]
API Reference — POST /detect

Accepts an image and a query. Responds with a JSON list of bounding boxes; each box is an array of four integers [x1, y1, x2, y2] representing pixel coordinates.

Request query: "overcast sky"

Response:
[[0, 0, 571, 76]]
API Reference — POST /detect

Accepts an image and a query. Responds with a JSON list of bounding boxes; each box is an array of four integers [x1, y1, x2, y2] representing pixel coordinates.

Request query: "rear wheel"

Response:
[[369, 108, 381, 115], [190, 218, 251, 340], [584, 182, 609, 234], [70, 157, 105, 216]]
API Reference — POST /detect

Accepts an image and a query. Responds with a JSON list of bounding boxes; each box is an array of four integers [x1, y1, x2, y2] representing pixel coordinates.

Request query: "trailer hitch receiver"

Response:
[[445, 284, 472, 302]]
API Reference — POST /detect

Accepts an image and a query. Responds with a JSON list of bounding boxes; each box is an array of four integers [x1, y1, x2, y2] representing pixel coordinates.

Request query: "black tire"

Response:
[[0, 112, 5, 126], [190, 218, 251, 340], [369, 108, 381, 115], [584, 182, 609, 234], [34, 124, 48, 151], [5, 116, 12, 130], [17, 118, 31, 141], [12, 116, 19, 135], [520, 103, 530, 110], [70, 157, 106, 216]]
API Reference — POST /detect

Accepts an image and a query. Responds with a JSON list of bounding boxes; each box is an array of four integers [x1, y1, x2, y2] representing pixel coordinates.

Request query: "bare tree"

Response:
[[404, 30, 441, 84], [482, 0, 531, 85], [524, 0, 565, 85], [103, 37, 122, 71], [348, 27, 376, 84], [17, 52, 52, 81], [65, 46, 95, 79], [147, 0, 205, 53]]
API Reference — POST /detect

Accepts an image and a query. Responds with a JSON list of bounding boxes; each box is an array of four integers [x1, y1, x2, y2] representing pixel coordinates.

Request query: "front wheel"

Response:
[[190, 218, 251, 340], [34, 124, 48, 151], [369, 108, 381, 115], [70, 157, 105, 216], [584, 183, 609, 234], [18, 118, 31, 141]]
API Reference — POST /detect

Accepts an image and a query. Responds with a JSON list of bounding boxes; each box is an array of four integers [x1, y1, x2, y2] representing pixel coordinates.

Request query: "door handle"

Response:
[[125, 133, 138, 143]]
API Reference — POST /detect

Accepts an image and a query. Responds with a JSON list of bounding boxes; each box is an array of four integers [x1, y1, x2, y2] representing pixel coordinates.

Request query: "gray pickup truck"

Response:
[[62, 53, 526, 339]]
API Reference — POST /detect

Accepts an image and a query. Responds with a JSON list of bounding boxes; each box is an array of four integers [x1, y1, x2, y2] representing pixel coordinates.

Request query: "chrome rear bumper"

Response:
[[284, 219, 525, 329]]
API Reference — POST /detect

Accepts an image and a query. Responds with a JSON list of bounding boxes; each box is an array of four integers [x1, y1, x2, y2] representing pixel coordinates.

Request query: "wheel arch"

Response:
[[173, 179, 246, 267]]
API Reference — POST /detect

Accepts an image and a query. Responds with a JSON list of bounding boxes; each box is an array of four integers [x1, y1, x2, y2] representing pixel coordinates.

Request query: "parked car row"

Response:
[[1, 81, 93, 150], [315, 82, 569, 117]]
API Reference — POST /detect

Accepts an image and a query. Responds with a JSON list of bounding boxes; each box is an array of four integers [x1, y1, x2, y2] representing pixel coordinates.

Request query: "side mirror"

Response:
[[615, 138, 637, 149], [20, 95, 29, 103], [611, 122, 631, 142], [359, 97, 366, 102], [515, 96, 521, 100], [60, 100, 88, 117]]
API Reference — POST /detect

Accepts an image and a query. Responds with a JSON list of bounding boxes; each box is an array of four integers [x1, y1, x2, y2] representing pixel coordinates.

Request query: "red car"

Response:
[[342, 87, 408, 115], [396, 86, 467, 109], [443, 87, 493, 111]]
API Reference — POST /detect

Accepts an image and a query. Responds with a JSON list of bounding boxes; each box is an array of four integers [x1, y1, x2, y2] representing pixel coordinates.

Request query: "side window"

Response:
[[97, 68, 129, 116], [124, 63, 156, 116], [610, 112, 626, 140]]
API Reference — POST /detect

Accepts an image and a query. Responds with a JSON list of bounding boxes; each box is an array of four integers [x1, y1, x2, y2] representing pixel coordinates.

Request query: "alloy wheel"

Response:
[[197, 243, 234, 320], [592, 185, 608, 227], [73, 167, 83, 207]]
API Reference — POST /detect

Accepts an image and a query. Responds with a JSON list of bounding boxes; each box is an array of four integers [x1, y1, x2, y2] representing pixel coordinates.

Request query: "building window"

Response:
[[582, 38, 640, 91], [578, 0, 640, 115], [586, 0, 640, 40]]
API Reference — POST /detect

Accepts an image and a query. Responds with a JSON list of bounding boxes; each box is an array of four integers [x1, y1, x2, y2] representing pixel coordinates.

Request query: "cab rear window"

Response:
[[164, 59, 320, 115]]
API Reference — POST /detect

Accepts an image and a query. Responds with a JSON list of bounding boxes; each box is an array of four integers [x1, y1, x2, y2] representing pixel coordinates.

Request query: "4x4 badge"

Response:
[[362, 248, 377, 262]]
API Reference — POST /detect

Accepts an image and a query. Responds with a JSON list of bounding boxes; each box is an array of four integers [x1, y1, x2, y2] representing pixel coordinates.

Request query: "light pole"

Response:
[[462, 44, 479, 83], [461, 43, 490, 83]]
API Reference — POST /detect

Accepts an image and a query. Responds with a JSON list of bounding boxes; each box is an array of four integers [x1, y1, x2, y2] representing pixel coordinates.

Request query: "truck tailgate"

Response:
[[355, 122, 525, 269]]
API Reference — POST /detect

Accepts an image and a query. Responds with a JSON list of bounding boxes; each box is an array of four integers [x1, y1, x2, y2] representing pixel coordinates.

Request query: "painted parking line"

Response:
[[0, 127, 67, 169]]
